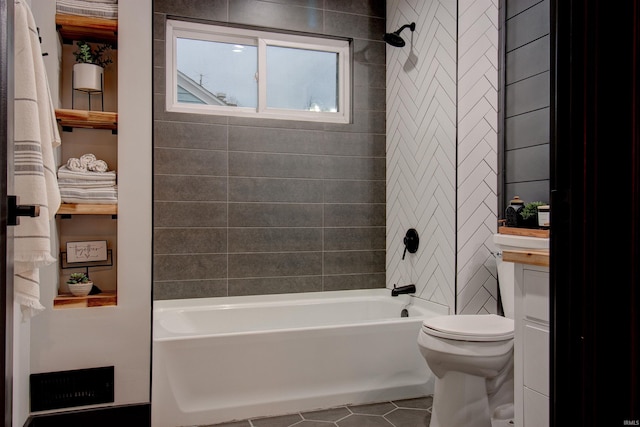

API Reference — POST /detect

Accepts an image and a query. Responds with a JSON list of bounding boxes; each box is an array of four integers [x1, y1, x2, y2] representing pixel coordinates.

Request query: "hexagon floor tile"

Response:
[[203, 396, 433, 427]]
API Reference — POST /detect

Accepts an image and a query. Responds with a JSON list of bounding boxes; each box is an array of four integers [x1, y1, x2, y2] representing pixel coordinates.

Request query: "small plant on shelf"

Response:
[[72, 41, 113, 68], [520, 201, 545, 228], [520, 201, 545, 220], [67, 272, 91, 284], [72, 41, 113, 94], [66, 272, 93, 297]]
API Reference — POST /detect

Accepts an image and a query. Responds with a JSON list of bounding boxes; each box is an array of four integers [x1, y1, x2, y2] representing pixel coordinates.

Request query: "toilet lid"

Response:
[[422, 314, 514, 342]]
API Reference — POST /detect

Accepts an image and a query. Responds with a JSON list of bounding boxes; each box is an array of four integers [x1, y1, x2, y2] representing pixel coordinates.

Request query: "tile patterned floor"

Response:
[[202, 396, 433, 427]]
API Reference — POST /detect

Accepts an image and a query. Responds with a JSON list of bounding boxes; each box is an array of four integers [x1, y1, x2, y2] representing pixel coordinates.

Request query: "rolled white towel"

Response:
[[66, 157, 85, 172], [87, 159, 108, 172], [80, 153, 96, 167]]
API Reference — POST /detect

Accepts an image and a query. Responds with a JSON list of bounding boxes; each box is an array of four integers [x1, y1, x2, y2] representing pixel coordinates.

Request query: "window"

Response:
[[166, 20, 351, 123]]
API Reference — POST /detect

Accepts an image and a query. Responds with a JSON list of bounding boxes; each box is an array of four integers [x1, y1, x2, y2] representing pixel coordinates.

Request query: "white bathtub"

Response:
[[151, 289, 449, 426]]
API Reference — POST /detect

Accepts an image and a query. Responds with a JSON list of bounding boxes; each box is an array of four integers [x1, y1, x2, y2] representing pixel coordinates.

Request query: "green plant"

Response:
[[73, 41, 113, 68], [66, 272, 91, 285], [520, 201, 545, 220]]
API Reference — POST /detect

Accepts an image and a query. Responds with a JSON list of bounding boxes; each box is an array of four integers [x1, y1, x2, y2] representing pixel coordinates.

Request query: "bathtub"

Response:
[[151, 288, 449, 426]]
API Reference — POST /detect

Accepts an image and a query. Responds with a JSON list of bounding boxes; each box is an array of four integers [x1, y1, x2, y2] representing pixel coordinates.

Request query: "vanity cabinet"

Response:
[[513, 262, 550, 427]]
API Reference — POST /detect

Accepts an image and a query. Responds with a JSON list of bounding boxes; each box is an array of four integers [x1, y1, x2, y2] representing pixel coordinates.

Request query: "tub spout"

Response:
[[392, 284, 416, 297]]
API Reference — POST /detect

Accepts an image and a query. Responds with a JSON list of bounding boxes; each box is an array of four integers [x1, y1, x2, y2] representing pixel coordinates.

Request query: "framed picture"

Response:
[[66, 240, 108, 263]]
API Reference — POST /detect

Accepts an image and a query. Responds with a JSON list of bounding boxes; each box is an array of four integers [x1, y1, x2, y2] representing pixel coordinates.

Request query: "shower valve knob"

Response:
[[402, 228, 419, 259]]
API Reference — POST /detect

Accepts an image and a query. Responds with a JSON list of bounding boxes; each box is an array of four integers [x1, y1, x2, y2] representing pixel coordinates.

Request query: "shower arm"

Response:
[[394, 23, 415, 35]]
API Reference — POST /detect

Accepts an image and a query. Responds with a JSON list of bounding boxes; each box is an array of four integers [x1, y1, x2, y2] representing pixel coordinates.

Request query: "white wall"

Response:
[[29, 0, 60, 107], [12, 306, 30, 427], [386, 0, 499, 314], [28, 0, 152, 412]]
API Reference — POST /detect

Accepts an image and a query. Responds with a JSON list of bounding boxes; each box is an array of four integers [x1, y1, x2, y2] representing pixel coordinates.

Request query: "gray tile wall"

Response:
[[153, 0, 386, 299], [503, 0, 550, 206]]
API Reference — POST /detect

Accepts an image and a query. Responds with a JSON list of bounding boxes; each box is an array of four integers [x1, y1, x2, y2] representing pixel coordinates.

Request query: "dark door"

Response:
[[551, 0, 640, 424]]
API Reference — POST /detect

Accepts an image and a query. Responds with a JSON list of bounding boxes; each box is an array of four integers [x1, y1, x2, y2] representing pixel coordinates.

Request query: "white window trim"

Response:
[[166, 19, 351, 124]]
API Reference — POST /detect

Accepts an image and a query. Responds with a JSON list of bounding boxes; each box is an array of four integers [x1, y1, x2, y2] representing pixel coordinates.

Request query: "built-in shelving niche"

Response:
[[54, 13, 118, 308]]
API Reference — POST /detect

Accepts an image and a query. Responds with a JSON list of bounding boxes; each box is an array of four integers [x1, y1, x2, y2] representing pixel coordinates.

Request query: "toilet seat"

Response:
[[422, 314, 514, 342]]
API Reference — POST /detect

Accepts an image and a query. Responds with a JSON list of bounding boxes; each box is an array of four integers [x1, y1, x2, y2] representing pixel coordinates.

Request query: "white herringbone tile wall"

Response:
[[457, 0, 498, 314], [387, 0, 498, 314], [386, 0, 458, 311]]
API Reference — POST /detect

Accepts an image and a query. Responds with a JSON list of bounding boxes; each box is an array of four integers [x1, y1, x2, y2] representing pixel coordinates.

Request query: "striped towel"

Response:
[[57, 165, 116, 181], [60, 186, 118, 204], [14, 0, 61, 320], [56, 0, 118, 19], [57, 178, 117, 188]]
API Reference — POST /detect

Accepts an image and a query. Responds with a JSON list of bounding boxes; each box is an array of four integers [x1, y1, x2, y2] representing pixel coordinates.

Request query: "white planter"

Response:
[[68, 281, 93, 297], [73, 63, 103, 91]]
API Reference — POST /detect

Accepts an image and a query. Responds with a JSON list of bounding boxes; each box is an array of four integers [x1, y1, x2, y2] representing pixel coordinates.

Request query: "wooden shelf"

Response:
[[57, 204, 117, 215], [55, 13, 118, 46], [54, 291, 117, 309], [502, 249, 550, 267], [498, 226, 549, 238], [55, 108, 117, 131]]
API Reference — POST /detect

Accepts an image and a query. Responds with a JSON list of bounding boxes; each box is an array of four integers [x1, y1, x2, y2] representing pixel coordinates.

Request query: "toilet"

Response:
[[417, 256, 515, 427]]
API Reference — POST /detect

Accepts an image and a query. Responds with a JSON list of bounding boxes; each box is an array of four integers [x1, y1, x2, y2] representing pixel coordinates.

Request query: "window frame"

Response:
[[166, 19, 352, 124]]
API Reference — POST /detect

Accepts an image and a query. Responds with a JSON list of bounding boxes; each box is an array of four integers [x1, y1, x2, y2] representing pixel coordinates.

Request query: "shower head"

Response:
[[383, 22, 416, 47]]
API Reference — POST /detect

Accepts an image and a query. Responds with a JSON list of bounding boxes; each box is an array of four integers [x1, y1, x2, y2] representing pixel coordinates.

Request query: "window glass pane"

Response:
[[266, 46, 338, 112], [176, 37, 257, 108]]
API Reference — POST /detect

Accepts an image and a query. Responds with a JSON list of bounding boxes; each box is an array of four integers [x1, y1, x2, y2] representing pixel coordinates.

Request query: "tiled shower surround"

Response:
[[153, 0, 387, 299]]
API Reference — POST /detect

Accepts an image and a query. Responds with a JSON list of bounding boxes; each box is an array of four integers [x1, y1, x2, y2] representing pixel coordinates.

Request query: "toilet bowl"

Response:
[[418, 314, 515, 427], [417, 234, 524, 427]]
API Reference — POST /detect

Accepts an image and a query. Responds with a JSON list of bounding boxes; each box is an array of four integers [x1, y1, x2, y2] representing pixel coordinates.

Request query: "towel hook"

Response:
[[37, 27, 48, 56]]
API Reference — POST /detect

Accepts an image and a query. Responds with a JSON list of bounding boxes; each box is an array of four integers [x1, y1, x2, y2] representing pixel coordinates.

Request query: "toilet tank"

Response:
[[493, 234, 549, 320], [496, 258, 515, 319]]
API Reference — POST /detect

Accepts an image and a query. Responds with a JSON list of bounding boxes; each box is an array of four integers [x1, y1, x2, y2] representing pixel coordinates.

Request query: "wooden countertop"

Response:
[[502, 249, 549, 267]]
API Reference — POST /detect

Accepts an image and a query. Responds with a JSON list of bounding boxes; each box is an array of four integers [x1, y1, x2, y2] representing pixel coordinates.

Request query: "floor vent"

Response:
[[30, 366, 114, 412]]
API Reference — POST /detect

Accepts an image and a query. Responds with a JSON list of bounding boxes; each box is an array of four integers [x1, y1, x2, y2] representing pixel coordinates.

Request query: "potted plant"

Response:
[[66, 272, 93, 297], [519, 201, 545, 228], [72, 41, 113, 92]]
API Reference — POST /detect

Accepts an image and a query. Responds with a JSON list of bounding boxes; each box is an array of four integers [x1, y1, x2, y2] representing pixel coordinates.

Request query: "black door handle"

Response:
[[7, 195, 40, 226]]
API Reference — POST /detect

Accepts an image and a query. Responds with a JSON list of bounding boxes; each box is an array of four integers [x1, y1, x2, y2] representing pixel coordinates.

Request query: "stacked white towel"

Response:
[[56, 0, 118, 19], [58, 154, 117, 204]]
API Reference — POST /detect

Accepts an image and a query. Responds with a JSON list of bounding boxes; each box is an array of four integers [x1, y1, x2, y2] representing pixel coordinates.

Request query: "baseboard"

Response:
[[24, 403, 150, 427]]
